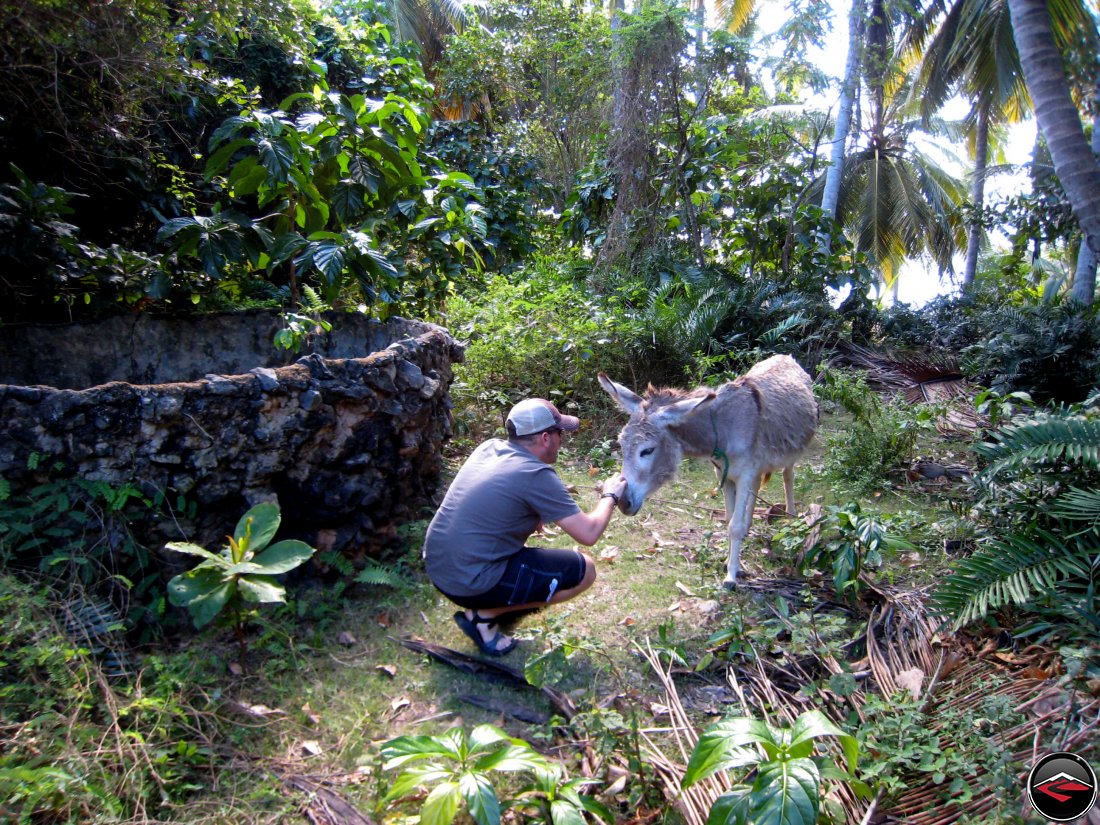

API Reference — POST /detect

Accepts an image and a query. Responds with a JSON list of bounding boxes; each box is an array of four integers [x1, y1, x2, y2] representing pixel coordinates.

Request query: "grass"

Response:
[[3, 407, 985, 823]]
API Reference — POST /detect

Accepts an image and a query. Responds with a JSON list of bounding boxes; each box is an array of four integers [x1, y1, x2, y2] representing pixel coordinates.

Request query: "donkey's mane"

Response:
[[642, 384, 713, 406]]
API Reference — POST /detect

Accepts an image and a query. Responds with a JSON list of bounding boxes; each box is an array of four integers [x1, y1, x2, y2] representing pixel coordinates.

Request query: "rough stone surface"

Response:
[[0, 311, 464, 567]]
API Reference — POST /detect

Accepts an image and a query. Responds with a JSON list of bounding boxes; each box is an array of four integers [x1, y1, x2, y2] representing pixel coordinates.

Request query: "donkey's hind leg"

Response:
[[782, 465, 797, 515]]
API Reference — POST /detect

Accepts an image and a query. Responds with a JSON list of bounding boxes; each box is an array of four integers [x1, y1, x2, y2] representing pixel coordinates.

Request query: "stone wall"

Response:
[[0, 311, 464, 565]]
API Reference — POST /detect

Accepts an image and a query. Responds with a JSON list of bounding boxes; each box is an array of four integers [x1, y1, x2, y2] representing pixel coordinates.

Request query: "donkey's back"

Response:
[[731, 354, 817, 465]]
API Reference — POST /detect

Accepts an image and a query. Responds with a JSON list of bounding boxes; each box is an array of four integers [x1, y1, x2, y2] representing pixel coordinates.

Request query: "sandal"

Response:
[[453, 611, 518, 657]]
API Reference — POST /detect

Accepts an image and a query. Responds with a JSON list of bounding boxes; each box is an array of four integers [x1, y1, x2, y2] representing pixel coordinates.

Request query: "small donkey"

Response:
[[598, 354, 817, 587]]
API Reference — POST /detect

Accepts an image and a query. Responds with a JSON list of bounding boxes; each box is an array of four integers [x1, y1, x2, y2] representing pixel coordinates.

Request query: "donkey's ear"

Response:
[[651, 392, 715, 426], [598, 373, 642, 414]]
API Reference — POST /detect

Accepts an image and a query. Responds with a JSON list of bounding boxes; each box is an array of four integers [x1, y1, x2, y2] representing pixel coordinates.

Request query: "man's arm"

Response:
[[555, 474, 627, 546]]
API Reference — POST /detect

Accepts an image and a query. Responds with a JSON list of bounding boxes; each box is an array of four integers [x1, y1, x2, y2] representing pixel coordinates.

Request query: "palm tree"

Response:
[[906, 0, 1031, 291], [831, 72, 968, 291], [821, 0, 867, 226], [1006, 0, 1100, 303]]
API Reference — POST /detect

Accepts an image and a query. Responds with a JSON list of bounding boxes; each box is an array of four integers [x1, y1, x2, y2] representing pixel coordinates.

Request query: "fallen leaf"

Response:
[[301, 703, 321, 726], [667, 600, 682, 612], [228, 661, 244, 676], [675, 581, 695, 597], [618, 616, 636, 626], [376, 664, 397, 678], [599, 546, 620, 561], [376, 613, 393, 629], [301, 740, 323, 756], [650, 703, 670, 716], [391, 697, 410, 712], [588, 466, 600, 477], [336, 630, 358, 646]]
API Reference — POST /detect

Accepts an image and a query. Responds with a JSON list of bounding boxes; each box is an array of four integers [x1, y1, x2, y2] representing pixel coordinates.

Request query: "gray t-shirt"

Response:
[[424, 438, 581, 597]]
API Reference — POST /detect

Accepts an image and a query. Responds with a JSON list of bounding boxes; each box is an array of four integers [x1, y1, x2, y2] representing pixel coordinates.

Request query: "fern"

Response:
[[354, 559, 404, 588], [933, 530, 1097, 628]]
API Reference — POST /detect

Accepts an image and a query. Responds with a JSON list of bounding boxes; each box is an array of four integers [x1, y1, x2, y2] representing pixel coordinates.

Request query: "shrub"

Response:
[[817, 368, 936, 494], [444, 256, 644, 443]]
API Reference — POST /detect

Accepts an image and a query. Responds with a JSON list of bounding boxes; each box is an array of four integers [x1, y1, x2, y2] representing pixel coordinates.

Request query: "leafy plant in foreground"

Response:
[[682, 709, 865, 825], [380, 724, 556, 825], [166, 501, 316, 649]]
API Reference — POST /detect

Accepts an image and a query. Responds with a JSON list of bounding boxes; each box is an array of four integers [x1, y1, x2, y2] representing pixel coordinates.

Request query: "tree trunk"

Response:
[[1007, 0, 1100, 305], [820, 0, 865, 227], [961, 101, 991, 291], [1070, 84, 1099, 304]]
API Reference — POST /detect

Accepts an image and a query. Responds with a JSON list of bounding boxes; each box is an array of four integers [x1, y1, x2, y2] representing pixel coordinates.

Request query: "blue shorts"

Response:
[[439, 546, 587, 610]]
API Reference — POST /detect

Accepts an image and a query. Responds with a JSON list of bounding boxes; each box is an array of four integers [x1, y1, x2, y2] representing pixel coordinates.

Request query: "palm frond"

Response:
[[933, 529, 1097, 627], [975, 414, 1100, 476], [1050, 487, 1100, 522]]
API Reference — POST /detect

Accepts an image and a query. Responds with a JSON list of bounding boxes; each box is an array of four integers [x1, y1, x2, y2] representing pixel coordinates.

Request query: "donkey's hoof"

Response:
[[721, 577, 738, 591]]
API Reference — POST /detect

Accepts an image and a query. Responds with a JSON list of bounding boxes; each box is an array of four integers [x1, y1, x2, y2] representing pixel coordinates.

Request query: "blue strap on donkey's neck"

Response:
[[710, 408, 729, 489]]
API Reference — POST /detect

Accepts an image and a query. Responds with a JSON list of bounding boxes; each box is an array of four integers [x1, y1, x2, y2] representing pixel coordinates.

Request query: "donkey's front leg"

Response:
[[722, 472, 759, 589]]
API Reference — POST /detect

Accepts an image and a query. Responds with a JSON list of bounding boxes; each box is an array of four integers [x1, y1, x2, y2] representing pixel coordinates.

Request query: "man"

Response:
[[424, 398, 627, 656]]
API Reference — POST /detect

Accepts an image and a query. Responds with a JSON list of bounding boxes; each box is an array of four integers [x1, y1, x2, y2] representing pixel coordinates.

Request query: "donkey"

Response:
[[598, 354, 817, 587]]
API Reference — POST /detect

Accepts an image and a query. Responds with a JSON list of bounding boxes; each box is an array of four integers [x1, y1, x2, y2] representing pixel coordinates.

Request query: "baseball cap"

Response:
[[506, 398, 580, 437]]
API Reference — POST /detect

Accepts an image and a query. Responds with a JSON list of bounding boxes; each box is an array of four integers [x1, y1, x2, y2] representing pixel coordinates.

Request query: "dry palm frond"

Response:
[[640, 580, 1097, 825], [831, 342, 984, 435]]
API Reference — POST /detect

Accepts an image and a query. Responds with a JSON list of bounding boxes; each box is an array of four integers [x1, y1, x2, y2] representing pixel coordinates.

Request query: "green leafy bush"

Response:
[[817, 368, 936, 494], [0, 467, 172, 628], [445, 257, 643, 441], [961, 299, 1100, 404]]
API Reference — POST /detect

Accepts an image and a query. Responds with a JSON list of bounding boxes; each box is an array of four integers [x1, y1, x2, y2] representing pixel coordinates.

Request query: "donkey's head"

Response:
[[598, 373, 715, 516]]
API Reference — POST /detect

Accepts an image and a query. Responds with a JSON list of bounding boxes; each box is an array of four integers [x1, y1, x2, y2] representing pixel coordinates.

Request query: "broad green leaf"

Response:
[[750, 758, 819, 825], [234, 502, 280, 552], [683, 718, 776, 788], [384, 766, 453, 800], [250, 539, 315, 574], [165, 542, 223, 563], [420, 781, 461, 825], [167, 566, 227, 607], [186, 579, 236, 629], [577, 792, 615, 824], [382, 735, 457, 769], [475, 743, 546, 773], [706, 786, 751, 825], [550, 798, 586, 825], [236, 574, 285, 604], [459, 771, 501, 825], [467, 725, 510, 753], [788, 710, 858, 773]]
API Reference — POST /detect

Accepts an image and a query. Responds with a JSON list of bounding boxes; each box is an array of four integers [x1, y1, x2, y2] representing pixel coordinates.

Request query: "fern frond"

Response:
[[975, 415, 1100, 477], [300, 285, 331, 315], [933, 529, 1096, 628], [354, 560, 404, 588]]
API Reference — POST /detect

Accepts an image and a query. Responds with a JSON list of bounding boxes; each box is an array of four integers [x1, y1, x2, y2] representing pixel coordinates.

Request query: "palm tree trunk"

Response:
[[1070, 83, 1099, 304], [821, 0, 865, 226], [1007, 0, 1100, 303], [961, 101, 990, 291]]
